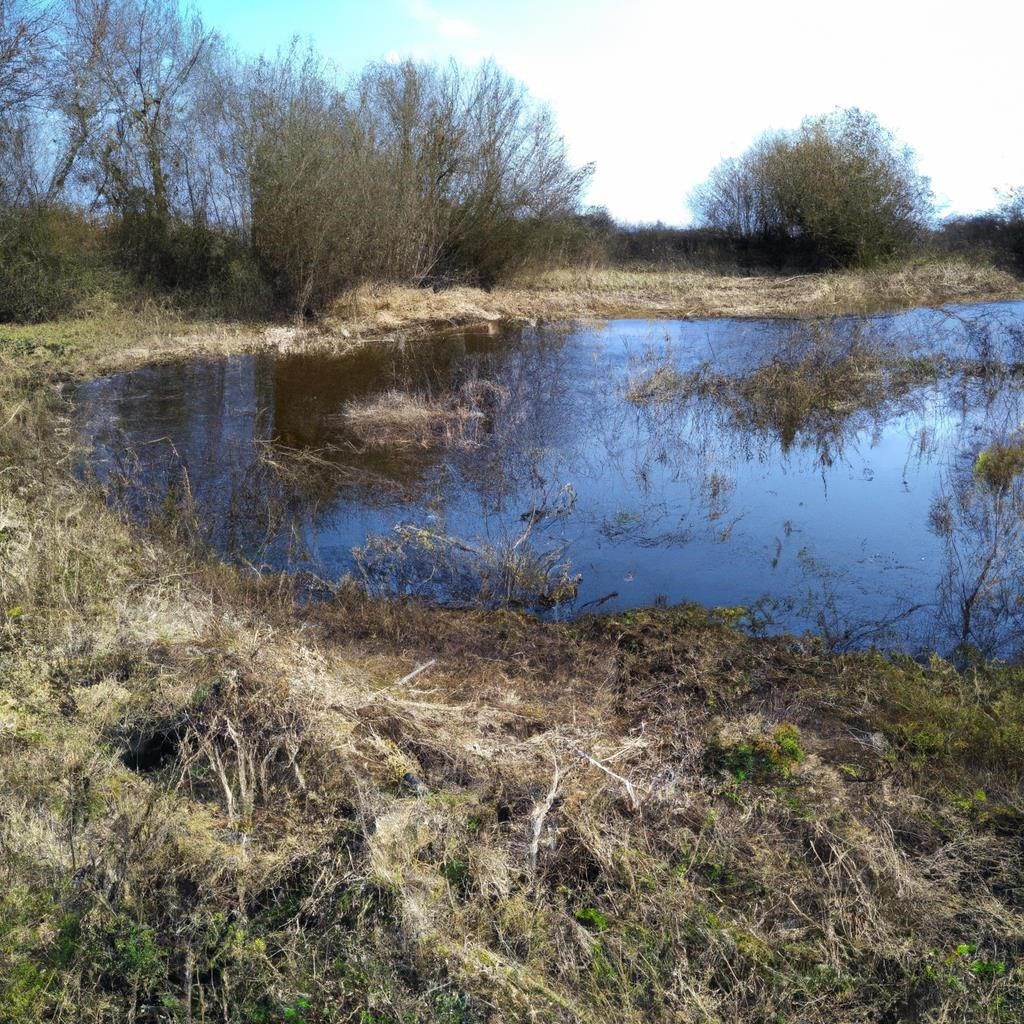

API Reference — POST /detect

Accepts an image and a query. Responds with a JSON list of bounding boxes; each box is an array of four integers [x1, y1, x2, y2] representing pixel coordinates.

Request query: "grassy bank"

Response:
[[500, 258, 1024, 319], [2, 278, 1024, 1022], [3, 259, 1021, 377], [323, 259, 1023, 334]]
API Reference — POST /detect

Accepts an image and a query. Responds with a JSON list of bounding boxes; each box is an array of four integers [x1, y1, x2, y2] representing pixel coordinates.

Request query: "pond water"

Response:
[[74, 301, 1024, 659]]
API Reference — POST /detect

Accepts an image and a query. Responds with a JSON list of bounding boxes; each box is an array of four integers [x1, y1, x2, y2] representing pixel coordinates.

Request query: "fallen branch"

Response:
[[574, 748, 639, 810], [528, 755, 562, 875], [395, 658, 437, 687]]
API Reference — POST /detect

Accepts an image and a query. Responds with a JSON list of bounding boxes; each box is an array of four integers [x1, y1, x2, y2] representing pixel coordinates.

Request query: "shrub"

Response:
[[240, 54, 591, 311], [0, 205, 114, 322], [691, 108, 933, 269]]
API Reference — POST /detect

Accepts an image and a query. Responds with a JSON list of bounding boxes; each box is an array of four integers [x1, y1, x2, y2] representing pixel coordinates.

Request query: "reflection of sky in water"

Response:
[[74, 301, 1024, 658]]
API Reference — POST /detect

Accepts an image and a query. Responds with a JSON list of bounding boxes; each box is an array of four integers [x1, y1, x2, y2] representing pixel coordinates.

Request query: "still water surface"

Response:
[[74, 302, 1024, 658]]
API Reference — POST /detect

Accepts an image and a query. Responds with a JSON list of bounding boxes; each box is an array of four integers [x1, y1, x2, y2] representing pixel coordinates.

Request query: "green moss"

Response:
[[705, 722, 805, 784], [851, 654, 1024, 771], [431, 990, 482, 1024], [710, 605, 753, 626], [441, 857, 471, 896], [0, 961, 51, 1023], [774, 723, 805, 763], [973, 442, 1024, 490], [111, 923, 164, 984], [575, 907, 610, 932]]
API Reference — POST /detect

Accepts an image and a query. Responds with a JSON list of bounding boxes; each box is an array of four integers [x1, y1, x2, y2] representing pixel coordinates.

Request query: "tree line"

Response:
[[1, 0, 1021, 324], [0, 0, 594, 321], [655, 109, 1022, 273]]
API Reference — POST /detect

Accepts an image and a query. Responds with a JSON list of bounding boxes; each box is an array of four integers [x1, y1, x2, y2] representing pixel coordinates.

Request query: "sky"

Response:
[[196, 0, 1024, 225]]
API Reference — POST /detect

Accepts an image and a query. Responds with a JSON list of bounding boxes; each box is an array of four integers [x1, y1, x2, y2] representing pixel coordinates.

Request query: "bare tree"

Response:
[[66, 0, 214, 221], [0, 0, 54, 202], [1, 6, 590, 318], [236, 53, 591, 312]]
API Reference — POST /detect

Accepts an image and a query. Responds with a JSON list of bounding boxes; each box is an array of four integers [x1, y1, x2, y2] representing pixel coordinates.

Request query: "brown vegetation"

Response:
[[3, 4, 1024, 1017], [318, 259, 1023, 334], [625, 325, 937, 452], [0, 0, 591, 323], [339, 380, 507, 451], [502, 259, 1022, 319], [1, 313, 1023, 1022]]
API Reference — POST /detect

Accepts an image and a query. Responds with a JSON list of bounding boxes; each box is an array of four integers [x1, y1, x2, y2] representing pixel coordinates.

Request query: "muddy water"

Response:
[[74, 301, 1024, 658]]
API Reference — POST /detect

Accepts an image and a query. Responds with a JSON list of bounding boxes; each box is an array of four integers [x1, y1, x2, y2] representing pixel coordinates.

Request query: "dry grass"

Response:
[[1, 277, 1023, 1021], [341, 390, 478, 449], [5, 259, 1018, 389], [317, 260, 1024, 338], [326, 281, 506, 335], [339, 380, 507, 451], [501, 258, 1023, 320]]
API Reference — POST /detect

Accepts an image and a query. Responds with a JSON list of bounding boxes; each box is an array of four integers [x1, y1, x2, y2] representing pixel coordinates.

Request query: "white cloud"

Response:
[[407, 0, 479, 41], [482, 0, 1024, 223], [436, 17, 477, 39]]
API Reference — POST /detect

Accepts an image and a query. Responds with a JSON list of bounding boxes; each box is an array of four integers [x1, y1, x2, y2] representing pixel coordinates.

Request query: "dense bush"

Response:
[[610, 224, 757, 268], [690, 108, 934, 269], [940, 188, 1024, 273], [0, 205, 115, 322], [239, 55, 591, 310], [0, 1, 591, 320]]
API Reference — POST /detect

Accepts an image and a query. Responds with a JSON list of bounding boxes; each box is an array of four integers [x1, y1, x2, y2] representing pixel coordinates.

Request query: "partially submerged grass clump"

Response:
[[340, 379, 508, 451], [973, 441, 1024, 490], [354, 513, 580, 611], [624, 364, 689, 404], [342, 390, 475, 449], [628, 325, 937, 453]]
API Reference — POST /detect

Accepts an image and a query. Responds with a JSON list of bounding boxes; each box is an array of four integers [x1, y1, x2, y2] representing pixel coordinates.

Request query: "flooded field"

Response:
[[74, 301, 1024, 659]]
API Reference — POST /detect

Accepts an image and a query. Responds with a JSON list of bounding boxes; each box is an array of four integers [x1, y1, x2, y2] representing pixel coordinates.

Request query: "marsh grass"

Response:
[[627, 324, 938, 456], [339, 379, 509, 452], [342, 390, 477, 448], [505, 257, 1024, 319], [353, 487, 580, 611], [316, 258, 1024, 335], [2, 298, 1024, 1022], [7, 258, 1013, 385]]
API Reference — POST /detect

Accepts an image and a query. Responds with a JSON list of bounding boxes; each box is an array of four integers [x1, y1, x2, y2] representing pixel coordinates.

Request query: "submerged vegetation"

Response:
[[626, 325, 937, 452], [355, 482, 581, 611]]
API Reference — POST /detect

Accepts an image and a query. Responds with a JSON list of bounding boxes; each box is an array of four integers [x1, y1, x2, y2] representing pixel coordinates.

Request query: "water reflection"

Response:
[[74, 303, 1024, 659], [929, 427, 1024, 660]]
